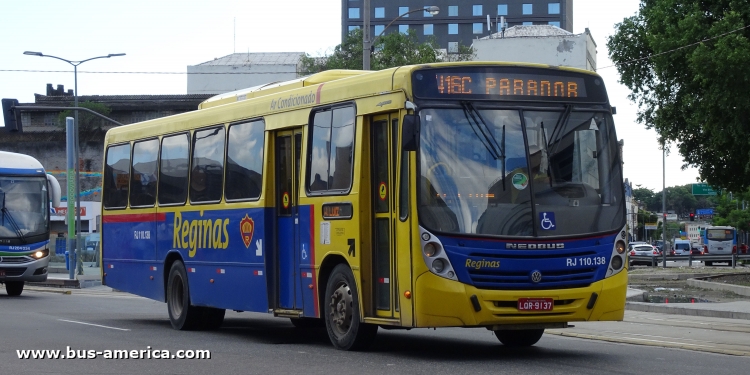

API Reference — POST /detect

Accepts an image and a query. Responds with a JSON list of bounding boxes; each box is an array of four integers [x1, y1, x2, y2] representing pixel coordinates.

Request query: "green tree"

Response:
[[607, 1, 750, 192], [56, 101, 112, 131], [299, 29, 475, 74]]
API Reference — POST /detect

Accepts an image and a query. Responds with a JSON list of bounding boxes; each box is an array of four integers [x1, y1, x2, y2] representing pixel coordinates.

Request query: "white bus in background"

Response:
[[702, 226, 741, 266], [0, 151, 61, 296]]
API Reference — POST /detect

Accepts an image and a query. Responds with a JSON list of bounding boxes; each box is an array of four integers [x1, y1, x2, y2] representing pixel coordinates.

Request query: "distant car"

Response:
[[671, 240, 692, 256], [630, 244, 661, 266], [628, 241, 647, 251]]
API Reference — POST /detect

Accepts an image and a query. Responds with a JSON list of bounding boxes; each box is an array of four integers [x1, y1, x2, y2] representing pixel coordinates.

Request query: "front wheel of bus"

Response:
[[167, 260, 201, 330], [5, 281, 24, 296], [324, 264, 377, 350], [494, 329, 545, 347]]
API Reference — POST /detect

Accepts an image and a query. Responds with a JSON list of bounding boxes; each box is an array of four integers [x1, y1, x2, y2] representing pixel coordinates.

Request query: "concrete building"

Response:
[[187, 52, 305, 95], [10, 84, 211, 133], [472, 25, 597, 71], [342, 0, 573, 52]]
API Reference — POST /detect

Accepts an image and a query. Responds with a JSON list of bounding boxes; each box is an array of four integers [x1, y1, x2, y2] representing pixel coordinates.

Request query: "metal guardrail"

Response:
[[629, 253, 750, 268]]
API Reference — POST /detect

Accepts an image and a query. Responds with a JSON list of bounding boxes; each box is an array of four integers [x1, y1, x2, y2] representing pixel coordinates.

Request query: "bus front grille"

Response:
[[467, 267, 597, 290], [0, 267, 28, 277]]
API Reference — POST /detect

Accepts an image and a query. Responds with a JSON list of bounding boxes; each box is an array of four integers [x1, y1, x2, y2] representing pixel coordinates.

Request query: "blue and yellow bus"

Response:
[[101, 62, 627, 350], [0, 151, 61, 296]]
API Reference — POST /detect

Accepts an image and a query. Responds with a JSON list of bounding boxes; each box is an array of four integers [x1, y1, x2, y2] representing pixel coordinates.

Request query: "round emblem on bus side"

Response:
[[530, 270, 542, 283]]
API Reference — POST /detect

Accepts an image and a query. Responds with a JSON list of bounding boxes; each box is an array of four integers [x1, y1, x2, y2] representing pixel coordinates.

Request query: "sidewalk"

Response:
[[28, 261, 102, 289]]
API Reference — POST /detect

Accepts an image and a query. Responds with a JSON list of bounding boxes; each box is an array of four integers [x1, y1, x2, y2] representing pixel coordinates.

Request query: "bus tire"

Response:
[[167, 260, 201, 330], [5, 281, 24, 296], [494, 329, 545, 347], [324, 264, 377, 350]]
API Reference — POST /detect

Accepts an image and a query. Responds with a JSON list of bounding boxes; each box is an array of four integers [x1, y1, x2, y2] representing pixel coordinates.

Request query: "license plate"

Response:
[[518, 298, 554, 311]]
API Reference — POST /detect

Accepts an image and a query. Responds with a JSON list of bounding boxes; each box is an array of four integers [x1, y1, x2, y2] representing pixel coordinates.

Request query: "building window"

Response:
[[548, 21, 560, 27], [424, 6, 434, 17], [523, 21, 533, 25], [399, 6, 409, 17], [448, 42, 459, 53], [44, 113, 57, 127], [472, 5, 482, 16], [448, 5, 458, 16], [399, 24, 409, 34], [424, 24, 433, 35], [349, 8, 360, 19], [548, 3, 560, 14], [374, 24, 384, 36], [375, 7, 385, 18], [523, 4, 533, 15], [498, 4, 508, 15], [348, 25, 360, 32], [473, 23, 483, 34], [21, 113, 30, 127], [448, 24, 458, 34]]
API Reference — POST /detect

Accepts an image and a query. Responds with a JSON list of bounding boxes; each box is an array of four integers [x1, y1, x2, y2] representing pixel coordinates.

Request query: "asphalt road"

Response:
[[2, 288, 749, 375]]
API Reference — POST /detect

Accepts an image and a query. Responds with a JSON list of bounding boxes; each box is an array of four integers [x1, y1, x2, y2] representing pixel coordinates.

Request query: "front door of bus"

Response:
[[370, 114, 404, 319], [276, 129, 303, 310]]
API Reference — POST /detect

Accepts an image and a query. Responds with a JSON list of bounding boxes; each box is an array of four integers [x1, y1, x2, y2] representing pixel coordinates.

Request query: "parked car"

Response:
[[630, 244, 661, 266]]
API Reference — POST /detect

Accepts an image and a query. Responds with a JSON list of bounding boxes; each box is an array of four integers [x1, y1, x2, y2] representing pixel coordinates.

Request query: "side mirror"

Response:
[[402, 114, 419, 151]]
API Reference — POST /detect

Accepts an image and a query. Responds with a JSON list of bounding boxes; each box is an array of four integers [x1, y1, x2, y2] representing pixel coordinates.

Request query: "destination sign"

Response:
[[412, 67, 607, 102]]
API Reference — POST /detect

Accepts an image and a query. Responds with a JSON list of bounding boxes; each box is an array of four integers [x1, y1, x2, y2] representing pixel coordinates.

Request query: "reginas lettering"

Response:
[[173, 212, 230, 257], [465, 259, 500, 270]]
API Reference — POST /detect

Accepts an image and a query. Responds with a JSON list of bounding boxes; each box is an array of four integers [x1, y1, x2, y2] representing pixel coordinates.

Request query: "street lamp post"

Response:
[[23, 51, 125, 278], [363, 6, 439, 70]]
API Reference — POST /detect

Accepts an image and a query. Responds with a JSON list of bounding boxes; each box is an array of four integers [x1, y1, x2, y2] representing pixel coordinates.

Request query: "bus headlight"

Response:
[[419, 226, 458, 281], [606, 226, 628, 278], [611, 256, 623, 270], [424, 243, 439, 257], [432, 259, 446, 273], [31, 250, 49, 259]]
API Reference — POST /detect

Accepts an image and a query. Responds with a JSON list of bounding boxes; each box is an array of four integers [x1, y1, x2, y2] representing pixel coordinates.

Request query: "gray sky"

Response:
[[0, 0, 700, 191]]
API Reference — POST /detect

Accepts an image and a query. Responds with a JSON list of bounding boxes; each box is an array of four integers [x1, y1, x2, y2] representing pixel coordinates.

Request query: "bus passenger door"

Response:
[[275, 129, 303, 310], [370, 114, 403, 320]]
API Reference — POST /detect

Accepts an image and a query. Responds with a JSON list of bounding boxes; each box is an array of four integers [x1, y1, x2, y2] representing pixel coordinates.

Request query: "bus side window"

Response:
[[158, 134, 190, 205], [129, 139, 159, 207], [308, 105, 355, 194], [226, 119, 265, 201], [190, 126, 226, 203], [104, 143, 131, 209]]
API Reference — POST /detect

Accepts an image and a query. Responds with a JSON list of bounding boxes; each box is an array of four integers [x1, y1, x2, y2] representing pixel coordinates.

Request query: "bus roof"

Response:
[[0, 151, 46, 175], [105, 61, 605, 144]]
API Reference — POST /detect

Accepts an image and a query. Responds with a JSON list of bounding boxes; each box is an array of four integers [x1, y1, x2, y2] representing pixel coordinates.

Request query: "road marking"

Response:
[[601, 330, 716, 345], [58, 319, 130, 331]]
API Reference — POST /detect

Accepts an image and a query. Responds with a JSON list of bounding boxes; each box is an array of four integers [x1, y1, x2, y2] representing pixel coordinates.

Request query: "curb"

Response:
[[546, 330, 749, 356], [687, 274, 750, 297], [625, 301, 750, 320]]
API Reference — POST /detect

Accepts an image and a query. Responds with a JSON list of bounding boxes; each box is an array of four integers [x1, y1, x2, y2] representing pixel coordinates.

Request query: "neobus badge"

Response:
[[506, 243, 565, 249]]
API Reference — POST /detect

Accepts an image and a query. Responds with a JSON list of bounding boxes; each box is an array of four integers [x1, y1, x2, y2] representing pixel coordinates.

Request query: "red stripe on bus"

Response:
[[102, 212, 166, 223], [310, 205, 319, 317], [316, 84, 324, 104]]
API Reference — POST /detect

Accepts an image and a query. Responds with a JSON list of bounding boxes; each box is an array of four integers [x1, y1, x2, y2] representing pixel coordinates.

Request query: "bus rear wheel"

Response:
[[167, 260, 202, 330], [494, 329, 545, 347], [324, 264, 377, 350], [5, 281, 24, 296]]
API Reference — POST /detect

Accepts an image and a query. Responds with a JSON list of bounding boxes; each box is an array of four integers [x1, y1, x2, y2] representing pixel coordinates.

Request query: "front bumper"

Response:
[[414, 269, 626, 327], [0, 256, 50, 283]]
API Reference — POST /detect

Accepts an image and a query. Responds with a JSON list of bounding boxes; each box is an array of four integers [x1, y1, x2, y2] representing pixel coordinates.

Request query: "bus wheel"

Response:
[[199, 307, 225, 330], [167, 260, 201, 330], [324, 264, 377, 350], [5, 281, 24, 296], [494, 329, 545, 347]]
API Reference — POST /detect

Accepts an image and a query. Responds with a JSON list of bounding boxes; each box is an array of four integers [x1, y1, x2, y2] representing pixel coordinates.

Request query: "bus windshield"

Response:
[[0, 176, 49, 240], [418, 106, 624, 237]]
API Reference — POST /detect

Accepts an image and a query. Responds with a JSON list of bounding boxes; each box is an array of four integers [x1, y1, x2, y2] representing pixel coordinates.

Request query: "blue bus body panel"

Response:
[[439, 233, 616, 289], [297, 205, 318, 318], [103, 207, 270, 313]]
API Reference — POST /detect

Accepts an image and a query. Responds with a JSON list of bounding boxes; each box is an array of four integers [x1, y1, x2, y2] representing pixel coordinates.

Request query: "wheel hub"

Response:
[[329, 282, 353, 335]]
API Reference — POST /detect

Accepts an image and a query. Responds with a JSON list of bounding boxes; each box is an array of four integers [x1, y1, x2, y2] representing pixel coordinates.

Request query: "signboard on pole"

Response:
[[665, 214, 678, 221], [645, 223, 658, 230], [692, 183, 717, 195], [696, 208, 714, 215]]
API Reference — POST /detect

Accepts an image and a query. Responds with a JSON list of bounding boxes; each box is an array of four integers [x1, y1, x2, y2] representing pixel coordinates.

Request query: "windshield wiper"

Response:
[[460, 102, 505, 160], [1, 192, 27, 243]]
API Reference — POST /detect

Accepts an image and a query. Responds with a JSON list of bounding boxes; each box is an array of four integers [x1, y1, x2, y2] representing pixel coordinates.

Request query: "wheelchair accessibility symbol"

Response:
[[539, 212, 556, 230]]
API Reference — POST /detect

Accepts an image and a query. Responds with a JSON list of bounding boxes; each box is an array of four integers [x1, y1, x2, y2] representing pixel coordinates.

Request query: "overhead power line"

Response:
[[0, 69, 300, 74]]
